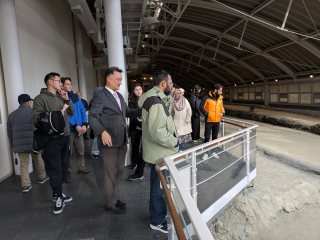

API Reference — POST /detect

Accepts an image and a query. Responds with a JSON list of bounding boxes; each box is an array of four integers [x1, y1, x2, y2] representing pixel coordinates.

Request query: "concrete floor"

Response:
[[1, 107, 319, 240]]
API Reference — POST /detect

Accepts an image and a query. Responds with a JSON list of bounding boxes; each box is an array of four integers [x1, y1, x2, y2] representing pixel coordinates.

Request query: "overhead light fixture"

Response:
[[275, 79, 278, 82], [150, 76, 153, 80], [251, 82, 254, 85], [234, 84, 237, 87], [143, 77, 147, 80], [310, 74, 314, 78]]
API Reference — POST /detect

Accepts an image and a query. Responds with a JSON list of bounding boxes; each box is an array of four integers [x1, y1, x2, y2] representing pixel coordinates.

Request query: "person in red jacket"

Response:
[[200, 83, 225, 159]]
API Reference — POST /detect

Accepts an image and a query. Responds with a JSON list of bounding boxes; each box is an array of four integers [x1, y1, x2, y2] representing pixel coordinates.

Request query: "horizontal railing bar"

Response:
[[190, 148, 257, 189]]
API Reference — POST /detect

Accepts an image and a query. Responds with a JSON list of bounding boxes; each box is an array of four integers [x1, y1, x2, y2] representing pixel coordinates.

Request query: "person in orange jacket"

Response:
[[200, 83, 225, 143]]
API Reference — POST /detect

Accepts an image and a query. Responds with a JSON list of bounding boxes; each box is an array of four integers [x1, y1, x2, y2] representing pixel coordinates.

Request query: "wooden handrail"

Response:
[[156, 166, 187, 240]]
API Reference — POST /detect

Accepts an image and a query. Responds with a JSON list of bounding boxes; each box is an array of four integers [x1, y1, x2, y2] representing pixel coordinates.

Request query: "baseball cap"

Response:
[[18, 94, 33, 104]]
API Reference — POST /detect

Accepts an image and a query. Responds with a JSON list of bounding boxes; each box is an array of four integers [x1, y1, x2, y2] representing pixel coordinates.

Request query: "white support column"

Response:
[[104, 0, 128, 99], [0, 0, 24, 113], [73, 15, 88, 100]]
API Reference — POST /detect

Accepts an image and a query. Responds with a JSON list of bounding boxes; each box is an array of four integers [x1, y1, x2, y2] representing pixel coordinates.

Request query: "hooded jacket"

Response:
[[200, 91, 225, 123], [138, 86, 178, 164], [67, 91, 88, 132], [32, 88, 74, 136]]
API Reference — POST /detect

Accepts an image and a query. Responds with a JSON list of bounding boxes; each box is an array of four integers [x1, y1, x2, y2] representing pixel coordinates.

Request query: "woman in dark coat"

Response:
[[128, 83, 145, 180]]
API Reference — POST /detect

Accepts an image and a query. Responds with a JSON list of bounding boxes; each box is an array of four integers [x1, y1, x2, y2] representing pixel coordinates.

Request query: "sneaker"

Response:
[[21, 185, 32, 193], [53, 197, 65, 215], [202, 153, 209, 160], [38, 176, 49, 184], [129, 174, 144, 181], [52, 193, 73, 203], [212, 152, 220, 159], [91, 154, 99, 159], [78, 169, 92, 175], [150, 220, 170, 234]]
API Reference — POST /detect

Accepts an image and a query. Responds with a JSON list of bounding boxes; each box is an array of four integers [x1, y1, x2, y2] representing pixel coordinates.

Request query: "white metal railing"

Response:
[[162, 117, 258, 239]]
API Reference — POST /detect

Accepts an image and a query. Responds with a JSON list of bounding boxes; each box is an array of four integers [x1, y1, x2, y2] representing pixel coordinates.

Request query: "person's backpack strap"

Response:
[[142, 96, 170, 117]]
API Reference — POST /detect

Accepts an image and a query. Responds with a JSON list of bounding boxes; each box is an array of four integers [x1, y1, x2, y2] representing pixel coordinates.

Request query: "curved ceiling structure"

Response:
[[92, 0, 320, 88]]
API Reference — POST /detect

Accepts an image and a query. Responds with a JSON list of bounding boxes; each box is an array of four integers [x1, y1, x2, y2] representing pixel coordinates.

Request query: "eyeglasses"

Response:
[[50, 79, 61, 83]]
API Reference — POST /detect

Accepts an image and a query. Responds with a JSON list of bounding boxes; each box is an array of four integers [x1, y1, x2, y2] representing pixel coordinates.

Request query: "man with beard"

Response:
[[138, 70, 178, 233], [200, 83, 225, 160]]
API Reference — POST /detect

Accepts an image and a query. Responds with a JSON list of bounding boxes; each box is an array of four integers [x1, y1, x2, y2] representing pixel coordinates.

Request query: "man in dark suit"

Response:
[[89, 66, 140, 214]]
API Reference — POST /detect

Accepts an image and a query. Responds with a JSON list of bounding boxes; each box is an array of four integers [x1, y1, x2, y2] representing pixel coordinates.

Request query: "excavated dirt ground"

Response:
[[208, 150, 320, 240]]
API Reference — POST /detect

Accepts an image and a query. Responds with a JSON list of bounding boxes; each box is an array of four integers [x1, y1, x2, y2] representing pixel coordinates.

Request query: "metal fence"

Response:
[[162, 117, 258, 239]]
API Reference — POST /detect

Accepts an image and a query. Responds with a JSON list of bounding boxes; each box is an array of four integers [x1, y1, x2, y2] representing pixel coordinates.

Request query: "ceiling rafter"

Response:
[[175, 21, 295, 79], [166, 36, 265, 80], [157, 53, 230, 84], [178, 0, 320, 67]]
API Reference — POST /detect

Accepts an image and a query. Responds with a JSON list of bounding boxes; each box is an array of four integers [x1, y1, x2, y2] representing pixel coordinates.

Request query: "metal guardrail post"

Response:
[[191, 152, 197, 205], [245, 130, 251, 185]]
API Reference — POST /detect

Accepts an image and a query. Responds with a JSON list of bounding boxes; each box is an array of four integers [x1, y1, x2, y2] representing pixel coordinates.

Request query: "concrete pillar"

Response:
[[0, 0, 24, 113], [104, 0, 128, 100], [73, 15, 87, 100], [264, 83, 270, 106]]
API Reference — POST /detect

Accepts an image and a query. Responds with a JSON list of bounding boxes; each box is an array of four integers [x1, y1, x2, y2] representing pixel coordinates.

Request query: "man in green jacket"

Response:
[[32, 72, 74, 215], [138, 70, 178, 233]]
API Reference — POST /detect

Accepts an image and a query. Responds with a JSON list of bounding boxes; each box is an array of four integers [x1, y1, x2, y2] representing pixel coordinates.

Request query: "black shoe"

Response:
[[129, 174, 144, 181], [53, 197, 65, 215], [38, 176, 49, 184], [116, 200, 126, 208], [91, 154, 99, 159], [150, 220, 170, 233], [52, 193, 73, 203], [21, 185, 32, 193], [78, 169, 92, 175], [105, 205, 126, 214]]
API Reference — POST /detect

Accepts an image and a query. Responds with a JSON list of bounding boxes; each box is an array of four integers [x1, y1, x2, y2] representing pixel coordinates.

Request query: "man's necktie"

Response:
[[113, 92, 122, 110]]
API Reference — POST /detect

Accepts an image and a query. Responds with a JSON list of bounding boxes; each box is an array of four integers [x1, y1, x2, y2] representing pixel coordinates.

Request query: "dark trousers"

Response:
[[204, 122, 220, 143], [42, 135, 70, 197], [131, 131, 145, 176], [191, 117, 200, 140], [100, 145, 127, 208], [150, 164, 167, 225]]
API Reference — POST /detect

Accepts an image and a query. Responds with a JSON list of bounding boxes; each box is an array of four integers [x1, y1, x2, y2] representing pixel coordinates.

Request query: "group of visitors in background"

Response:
[[6, 66, 224, 234]]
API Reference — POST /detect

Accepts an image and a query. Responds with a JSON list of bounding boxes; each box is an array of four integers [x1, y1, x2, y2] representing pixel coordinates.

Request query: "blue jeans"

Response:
[[150, 164, 167, 225]]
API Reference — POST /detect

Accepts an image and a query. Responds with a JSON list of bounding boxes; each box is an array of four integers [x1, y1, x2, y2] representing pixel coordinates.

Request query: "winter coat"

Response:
[[138, 86, 178, 164], [32, 88, 74, 136], [7, 104, 35, 153], [172, 98, 192, 136], [189, 94, 202, 118], [128, 98, 142, 137], [200, 91, 225, 123], [67, 91, 88, 132]]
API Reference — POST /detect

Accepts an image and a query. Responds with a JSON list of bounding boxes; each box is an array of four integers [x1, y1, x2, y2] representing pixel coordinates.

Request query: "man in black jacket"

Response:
[[7, 94, 48, 193], [33, 72, 74, 215]]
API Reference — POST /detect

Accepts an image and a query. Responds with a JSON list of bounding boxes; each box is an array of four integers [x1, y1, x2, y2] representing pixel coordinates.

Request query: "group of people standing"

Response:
[[6, 66, 225, 234]]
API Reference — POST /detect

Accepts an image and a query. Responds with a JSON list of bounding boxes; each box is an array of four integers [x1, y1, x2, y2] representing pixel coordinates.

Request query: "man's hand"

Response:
[[59, 89, 69, 101], [101, 131, 112, 147], [61, 103, 69, 116], [76, 126, 82, 135], [81, 125, 87, 134]]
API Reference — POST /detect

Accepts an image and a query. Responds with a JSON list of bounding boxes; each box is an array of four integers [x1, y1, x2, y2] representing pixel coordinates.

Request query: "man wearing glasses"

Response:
[[138, 70, 178, 233], [32, 72, 74, 215]]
